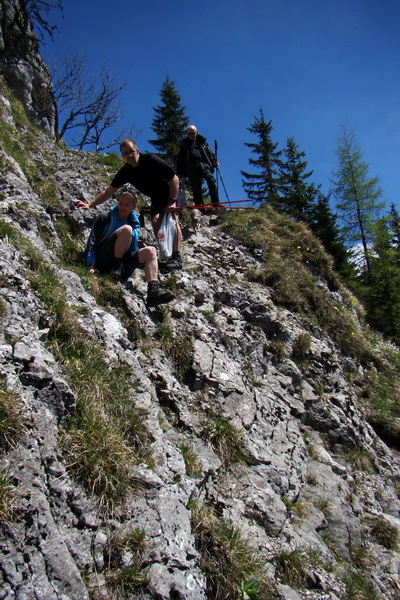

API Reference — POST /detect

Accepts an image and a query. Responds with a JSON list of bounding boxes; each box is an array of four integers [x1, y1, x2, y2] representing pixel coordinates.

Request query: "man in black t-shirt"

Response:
[[76, 139, 183, 271]]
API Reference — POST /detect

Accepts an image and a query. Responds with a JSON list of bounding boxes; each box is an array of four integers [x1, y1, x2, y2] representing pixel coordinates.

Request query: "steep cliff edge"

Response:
[[0, 0, 56, 136], [1, 78, 400, 600]]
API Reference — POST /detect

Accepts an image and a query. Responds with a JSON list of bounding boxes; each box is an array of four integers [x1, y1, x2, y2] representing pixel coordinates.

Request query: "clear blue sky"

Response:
[[40, 0, 400, 212]]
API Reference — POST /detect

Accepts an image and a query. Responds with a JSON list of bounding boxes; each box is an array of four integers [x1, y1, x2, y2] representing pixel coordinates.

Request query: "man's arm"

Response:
[[75, 185, 117, 210], [168, 175, 179, 203]]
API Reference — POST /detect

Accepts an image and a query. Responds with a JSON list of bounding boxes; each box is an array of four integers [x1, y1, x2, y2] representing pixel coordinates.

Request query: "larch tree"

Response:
[[331, 125, 385, 274], [149, 76, 189, 166], [241, 108, 282, 206]]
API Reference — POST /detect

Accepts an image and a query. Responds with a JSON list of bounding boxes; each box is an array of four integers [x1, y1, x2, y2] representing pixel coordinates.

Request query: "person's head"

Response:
[[117, 191, 137, 219], [187, 125, 197, 139], [120, 139, 140, 165]]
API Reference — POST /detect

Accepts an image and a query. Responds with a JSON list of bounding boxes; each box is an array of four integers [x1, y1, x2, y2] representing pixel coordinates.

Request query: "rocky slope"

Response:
[[1, 82, 400, 600]]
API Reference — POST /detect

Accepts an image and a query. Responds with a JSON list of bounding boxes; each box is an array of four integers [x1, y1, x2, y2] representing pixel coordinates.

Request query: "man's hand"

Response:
[[74, 199, 90, 209], [165, 200, 177, 213]]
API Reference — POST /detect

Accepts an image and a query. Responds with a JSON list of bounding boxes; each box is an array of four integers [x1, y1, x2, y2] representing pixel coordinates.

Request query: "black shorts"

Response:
[[95, 233, 142, 274], [150, 196, 170, 217]]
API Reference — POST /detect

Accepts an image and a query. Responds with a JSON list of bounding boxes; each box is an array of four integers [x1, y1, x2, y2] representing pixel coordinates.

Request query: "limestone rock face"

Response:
[[0, 0, 57, 136], [1, 89, 400, 600]]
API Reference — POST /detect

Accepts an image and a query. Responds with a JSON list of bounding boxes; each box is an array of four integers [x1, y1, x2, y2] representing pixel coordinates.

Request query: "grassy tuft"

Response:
[[155, 324, 195, 383], [178, 443, 202, 477], [190, 500, 276, 600], [274, 548, 308, 588], [104, 527, 153, 596], [291, 332, 311, 365], [61, 414, 137, 508], [202, 416, 246, 467], [368, 516, 399, 550], [0, 383, 28, 450], [345, 572, 381, 600], [0, 468, 16, 523]]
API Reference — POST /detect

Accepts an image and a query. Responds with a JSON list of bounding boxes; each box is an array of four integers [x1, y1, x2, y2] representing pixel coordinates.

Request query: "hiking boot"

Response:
[[163, 251, 182, 271], [146, 281, 175, 307]]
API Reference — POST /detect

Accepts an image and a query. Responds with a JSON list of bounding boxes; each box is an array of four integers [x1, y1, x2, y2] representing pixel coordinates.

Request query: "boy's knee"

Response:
[[118, 224, 133, 236], [139, 246, 156, 263]]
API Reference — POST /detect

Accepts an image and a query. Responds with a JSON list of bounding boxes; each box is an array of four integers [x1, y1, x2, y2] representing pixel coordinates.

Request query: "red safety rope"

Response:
[[172, 200, 256, 211]]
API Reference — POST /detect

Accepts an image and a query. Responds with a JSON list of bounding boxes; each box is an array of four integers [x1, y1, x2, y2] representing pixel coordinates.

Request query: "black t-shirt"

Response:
[[111, 153, 175, 201]]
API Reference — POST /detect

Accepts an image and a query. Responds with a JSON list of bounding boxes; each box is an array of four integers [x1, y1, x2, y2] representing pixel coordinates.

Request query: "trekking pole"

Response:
[[216, 167, 231, 206], [214, 140, 232, 207], [214, 140, 219, 197]]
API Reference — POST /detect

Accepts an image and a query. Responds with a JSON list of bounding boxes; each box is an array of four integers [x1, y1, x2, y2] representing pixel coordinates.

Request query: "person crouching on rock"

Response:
[[84, 191, 174, 307]]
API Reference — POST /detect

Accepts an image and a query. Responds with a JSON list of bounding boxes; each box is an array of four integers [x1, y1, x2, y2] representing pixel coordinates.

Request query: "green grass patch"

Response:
[[345, 572, 381, 600], [201, 415, 247, 467], [190, 500, 276, 600], [220, 206, 379, 365], [0, 468, 16, 523], [178, 443, 202, 477], [22, 244, 153, 511], [0, 381, 28, 450]]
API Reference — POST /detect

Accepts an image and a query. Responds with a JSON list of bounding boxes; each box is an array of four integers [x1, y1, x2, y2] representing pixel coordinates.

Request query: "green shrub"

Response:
[[0, 221, 19, 243], [345, 448, 375, 473], [0, 297, 6, 317], [291, 333, 311, 364]]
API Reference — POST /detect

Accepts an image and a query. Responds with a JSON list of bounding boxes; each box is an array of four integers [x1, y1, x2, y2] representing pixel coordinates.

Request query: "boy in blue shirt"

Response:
[[85, 191, 174, 307]]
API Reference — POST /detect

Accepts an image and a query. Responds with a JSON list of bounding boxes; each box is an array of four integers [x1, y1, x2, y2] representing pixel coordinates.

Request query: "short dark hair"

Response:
[[119, 138, 137, 151]]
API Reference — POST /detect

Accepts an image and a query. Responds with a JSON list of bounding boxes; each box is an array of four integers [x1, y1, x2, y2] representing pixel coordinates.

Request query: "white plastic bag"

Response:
[[157, 212, 175, 260]]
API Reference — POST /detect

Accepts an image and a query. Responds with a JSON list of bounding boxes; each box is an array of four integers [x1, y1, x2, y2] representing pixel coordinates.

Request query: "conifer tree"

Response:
[[331, 125, 385, 274], [241, 109, 282, 206], [149, 76, 189, 165], [279, 137, 317, 219], [388, 203, 400, 251], [362, 217, 400, 343], [307, 191, 349, 273]]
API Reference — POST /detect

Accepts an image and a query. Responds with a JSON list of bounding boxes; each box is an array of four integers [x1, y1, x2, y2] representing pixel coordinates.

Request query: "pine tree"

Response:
[[307, 191, 350, 273], [241, 109, 282, 206], [148, 76, 189, 165], [388, 203, 400, 251], [279, 137, 317, 219], [362, 217, 400, 343], [331, 125, 385, 274]]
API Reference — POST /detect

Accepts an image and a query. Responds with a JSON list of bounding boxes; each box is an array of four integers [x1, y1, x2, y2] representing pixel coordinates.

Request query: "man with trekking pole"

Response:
[[176, 125, 220, 210]]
